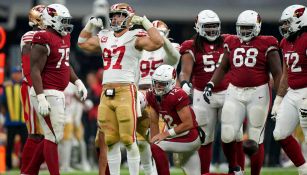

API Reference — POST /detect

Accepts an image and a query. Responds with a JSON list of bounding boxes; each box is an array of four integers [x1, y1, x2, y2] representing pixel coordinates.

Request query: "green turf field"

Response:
[[7, 167, 299, 175]]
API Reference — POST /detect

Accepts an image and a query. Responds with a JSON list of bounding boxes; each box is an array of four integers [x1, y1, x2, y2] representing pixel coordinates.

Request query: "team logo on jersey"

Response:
[[294, 7, 305, 18], [100, 36, 108, 43]]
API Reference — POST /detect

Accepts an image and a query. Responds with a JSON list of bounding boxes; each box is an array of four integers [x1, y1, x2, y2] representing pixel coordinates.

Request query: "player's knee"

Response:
[[273, 129, 288, 141], [120, 134, 134, 146], [221, 125, 236, 143], [248, 127, 263, 142]]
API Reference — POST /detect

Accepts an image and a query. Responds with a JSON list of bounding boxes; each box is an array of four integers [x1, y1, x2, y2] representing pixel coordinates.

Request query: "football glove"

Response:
[[75, 79, 88, 101], [130, 15, 153, 30], [84, 16, 103, 32], [180, 81, 192, 96], [203, 82, 214, 104], [37, 94, 51, 116], [271, 95, 283, 120]]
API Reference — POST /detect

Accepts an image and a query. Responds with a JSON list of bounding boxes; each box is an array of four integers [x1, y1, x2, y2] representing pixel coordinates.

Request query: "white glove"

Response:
[[180, 81, 192, 96], [271, 95, 283, 120], [37, 94, 51, 117], [130, 15, 153, 30], [84, 17, 103, 32], [74, 79, 88, 101], [84, 99, 94, 111]]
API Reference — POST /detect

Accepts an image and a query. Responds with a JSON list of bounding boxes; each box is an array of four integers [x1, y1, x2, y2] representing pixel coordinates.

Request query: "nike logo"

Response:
[[258, 96, 263, 99], [178, 97, 183, 101]]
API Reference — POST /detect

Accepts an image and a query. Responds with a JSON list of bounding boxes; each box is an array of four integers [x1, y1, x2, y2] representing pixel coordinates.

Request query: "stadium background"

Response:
[[0, 0, 305, 174]]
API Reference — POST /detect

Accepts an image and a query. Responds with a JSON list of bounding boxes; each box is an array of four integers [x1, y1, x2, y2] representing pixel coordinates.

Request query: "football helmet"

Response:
[[279, 5, 307, 38], [195, 10, 221, 41], [236, 10, 261, 42], [28, 5, 45, 29], [152, 20, 170, 38], [152, 65, 177, 96], [42, 4, 73, 36], [109, 3, 135, 31]]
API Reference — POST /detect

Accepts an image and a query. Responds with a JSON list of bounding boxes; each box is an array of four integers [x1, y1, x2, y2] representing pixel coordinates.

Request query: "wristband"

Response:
[[78, 37, 87, 44], [168, 128, 176, 137]]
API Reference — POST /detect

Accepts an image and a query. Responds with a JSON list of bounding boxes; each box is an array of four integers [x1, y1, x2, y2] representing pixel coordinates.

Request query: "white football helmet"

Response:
[[109, 3, 135, 31], [279, 5, 307, 38], [195, 10, 221, 41], [42, 4, 73, 36], [152, 20, 170, 38], [236, 10, 261, 42], [152, 65, 177, 96]]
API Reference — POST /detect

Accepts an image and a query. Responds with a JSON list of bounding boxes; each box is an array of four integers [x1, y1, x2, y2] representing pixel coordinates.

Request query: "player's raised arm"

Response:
[[78, 17, 102, 53], [131, 15, 164, 51]]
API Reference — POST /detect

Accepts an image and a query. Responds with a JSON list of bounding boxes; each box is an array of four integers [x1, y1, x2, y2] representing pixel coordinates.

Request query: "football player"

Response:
[[20, 5, 45, 175], [272, 4, 307, 175], [60, 83, 90, 172], [77, 3, 164, 175], [148, 65, 202, 175], [137, 19, 180, 175], [179, 10, 245, 174], [30, 4, 87, 175], [203, 10, 282, 175]]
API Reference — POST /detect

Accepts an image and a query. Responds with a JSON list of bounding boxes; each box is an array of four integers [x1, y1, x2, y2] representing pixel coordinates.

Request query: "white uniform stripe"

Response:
[[28, 85, 35, 134], [130, 84, 137, 141]]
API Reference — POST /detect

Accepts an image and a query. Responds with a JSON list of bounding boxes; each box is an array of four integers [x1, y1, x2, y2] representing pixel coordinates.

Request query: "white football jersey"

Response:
[[98, 29, 145, 84], [139, 42, 180, 86]]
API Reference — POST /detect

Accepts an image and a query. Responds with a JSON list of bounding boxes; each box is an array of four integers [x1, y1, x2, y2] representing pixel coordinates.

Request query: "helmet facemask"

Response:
[[152, 80, 171, 96], [279, 19, 291, 38], [58, 16, 73, 35], [197, 22, 220, 41], [236, 25, 255, 42], [151, 65, 177, 96], [109, 11, 130, 32]]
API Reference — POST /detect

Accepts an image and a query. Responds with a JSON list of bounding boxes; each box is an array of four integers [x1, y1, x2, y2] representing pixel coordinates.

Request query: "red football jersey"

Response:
[[280, 32, 307, 89], [21, 31, 37, 86], [180, 35, 230, 92], [146, 87, 199, 142], [32, 30, 71, 91], [224, 35, 278, 87]]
